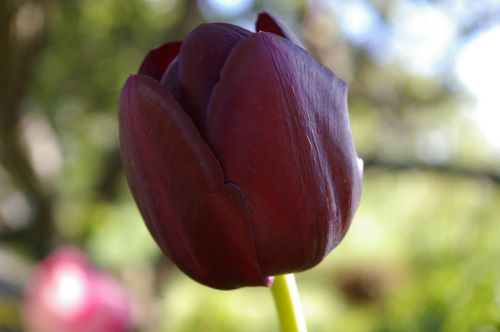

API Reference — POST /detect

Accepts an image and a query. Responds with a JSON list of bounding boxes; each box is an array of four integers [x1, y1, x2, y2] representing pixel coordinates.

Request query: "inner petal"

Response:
[[177, 23, 252, 132]]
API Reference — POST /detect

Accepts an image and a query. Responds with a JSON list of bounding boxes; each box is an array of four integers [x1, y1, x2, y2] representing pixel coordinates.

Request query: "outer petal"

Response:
[[119, 74, 266, 289], [178, 23, 251, 130], [256, 12, 304, 48], [138, 42, 181, 81], [206, 32, 362, 276]]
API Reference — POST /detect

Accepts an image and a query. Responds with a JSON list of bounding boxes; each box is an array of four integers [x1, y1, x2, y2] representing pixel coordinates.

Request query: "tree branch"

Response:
[[363, 156, 500, 184], [0, 0, 55, 258]]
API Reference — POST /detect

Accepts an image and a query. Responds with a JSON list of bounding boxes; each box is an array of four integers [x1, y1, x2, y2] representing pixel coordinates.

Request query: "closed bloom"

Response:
[[119, 12, 362, 290], [22, 247, 132, 332]]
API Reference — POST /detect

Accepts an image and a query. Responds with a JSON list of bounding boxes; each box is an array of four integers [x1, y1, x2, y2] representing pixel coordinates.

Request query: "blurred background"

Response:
[[1, 0, 500, 331]]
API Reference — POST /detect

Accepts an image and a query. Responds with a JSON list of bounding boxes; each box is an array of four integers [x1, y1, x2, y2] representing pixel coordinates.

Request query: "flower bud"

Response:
[[119, 12, 363, 289]]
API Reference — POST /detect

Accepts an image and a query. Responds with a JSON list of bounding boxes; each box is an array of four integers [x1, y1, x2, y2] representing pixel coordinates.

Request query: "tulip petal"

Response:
[[161, 56, 183, 104], [138, 42, 181, 81], [183, 183, 269, 289], [206, 32, 362, 276], [119, 74, 266, 289], [255, 12, 304, 48], [178, 23, 251, 130]]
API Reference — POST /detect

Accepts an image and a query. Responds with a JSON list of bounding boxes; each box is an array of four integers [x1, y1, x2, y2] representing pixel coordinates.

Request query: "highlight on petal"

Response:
[[255, 12, 304, 48], [206, 32, 362, 277], [138, 42, 181, 80], [178, 23, 251, 130], [118, 74, 266, 289]]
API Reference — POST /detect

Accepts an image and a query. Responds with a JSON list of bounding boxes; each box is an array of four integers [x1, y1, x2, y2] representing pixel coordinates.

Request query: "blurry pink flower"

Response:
[[22, 247, 132, 332]]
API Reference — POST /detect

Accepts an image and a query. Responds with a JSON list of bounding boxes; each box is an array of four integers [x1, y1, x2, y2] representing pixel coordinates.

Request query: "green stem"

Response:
[[271, 274, 308, 332]]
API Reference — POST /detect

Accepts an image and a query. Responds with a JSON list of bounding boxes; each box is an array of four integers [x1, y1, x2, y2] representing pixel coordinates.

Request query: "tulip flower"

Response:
[[22, 247, 132, 332], [118, 12, 362, 291]]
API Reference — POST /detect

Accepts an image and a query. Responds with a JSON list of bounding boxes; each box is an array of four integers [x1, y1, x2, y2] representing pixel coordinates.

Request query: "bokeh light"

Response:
[[456, 26, 500, 151], [199, 0, 254, 17]]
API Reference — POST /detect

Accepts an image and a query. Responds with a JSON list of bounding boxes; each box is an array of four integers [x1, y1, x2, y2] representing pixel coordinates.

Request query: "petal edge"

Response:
[[138, 42, 181, 80], [255, 12, 304, 48]]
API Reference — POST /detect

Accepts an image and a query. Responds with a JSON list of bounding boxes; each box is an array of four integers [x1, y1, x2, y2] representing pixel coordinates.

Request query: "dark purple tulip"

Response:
[[119, 12, 362, 290]]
